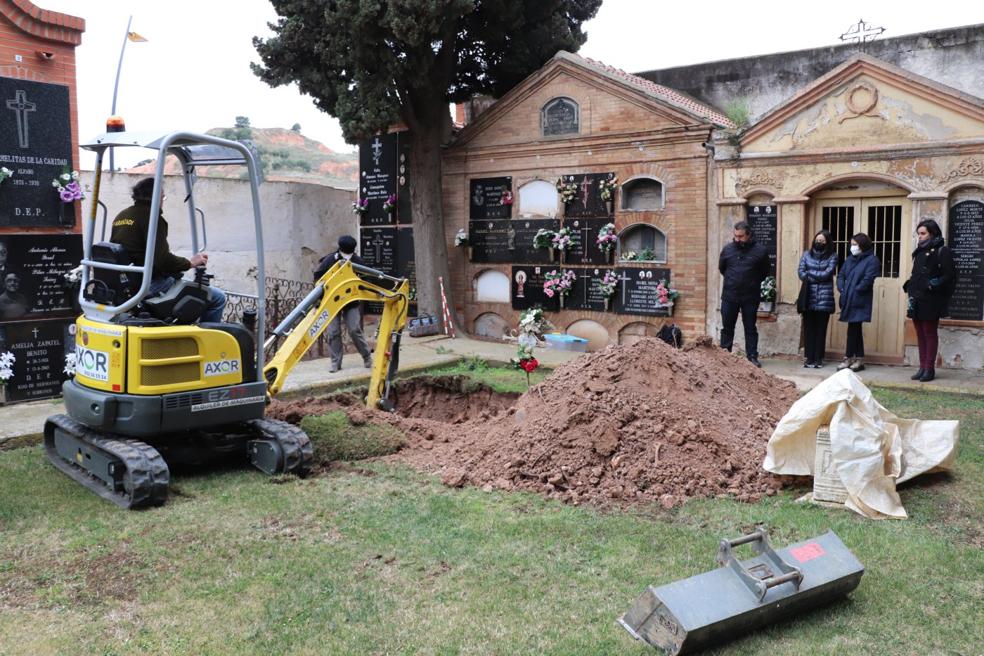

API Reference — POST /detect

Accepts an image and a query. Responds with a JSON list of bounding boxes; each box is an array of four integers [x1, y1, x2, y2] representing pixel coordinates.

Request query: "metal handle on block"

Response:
[[716, 528, 804, 602]]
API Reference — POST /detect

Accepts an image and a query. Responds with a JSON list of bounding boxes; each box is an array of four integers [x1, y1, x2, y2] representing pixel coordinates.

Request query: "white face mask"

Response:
[[850, 245, 861, 256], [341, 252, 353, 261]]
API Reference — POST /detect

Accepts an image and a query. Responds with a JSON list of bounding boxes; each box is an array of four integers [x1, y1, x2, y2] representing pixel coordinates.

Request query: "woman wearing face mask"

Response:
[[836, 233, 880, 372], [797, 230, 836, 368], [902, 219, 955, 382]]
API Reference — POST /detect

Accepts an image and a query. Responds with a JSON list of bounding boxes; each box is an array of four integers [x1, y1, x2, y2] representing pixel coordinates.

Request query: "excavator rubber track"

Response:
[[245, 417, 314, 477], [44, 414, 170, 509]]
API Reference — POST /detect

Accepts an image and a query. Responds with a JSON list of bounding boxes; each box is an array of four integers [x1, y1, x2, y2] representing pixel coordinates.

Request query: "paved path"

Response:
[[2, 334, 980, 444]]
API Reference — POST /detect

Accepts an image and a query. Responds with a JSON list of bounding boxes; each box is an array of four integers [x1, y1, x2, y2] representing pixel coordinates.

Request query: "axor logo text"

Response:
[[76, 346, 109, 382], [204, 359, 241, 377]]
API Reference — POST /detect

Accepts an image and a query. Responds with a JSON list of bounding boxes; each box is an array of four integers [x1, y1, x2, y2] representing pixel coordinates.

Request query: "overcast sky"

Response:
[[35, 0, 983, 169]]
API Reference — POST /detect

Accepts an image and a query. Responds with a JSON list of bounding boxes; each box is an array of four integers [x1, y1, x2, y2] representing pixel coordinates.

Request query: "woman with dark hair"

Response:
[[797, 229, 836, 367], [836, 232, 880, 372], [903, 218, 955, 382]]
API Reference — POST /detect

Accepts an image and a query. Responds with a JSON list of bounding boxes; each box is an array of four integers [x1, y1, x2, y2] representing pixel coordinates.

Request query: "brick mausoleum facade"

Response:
[[444, 25, 984, 370]]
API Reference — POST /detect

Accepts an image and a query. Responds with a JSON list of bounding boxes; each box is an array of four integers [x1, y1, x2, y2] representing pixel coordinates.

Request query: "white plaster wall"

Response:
[[81, 172, 355, 294]]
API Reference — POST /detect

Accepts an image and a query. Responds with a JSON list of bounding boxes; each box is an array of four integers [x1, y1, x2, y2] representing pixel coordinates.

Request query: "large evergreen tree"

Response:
[[253, 0, 602, 317]]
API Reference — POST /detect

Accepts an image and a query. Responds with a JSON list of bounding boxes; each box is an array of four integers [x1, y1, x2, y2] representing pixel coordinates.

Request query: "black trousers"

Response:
[[802, 311, 830, 363], [720, 299, 760, 358], [845, 322, 865, 358]]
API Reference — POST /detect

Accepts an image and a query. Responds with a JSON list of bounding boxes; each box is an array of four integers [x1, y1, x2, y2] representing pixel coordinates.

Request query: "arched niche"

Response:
[[473, 312, 510, 339], [541, 97, 579, 136], [566, 319, 611, 352], [518, 179, 559, 218], [618, 321, 659, 346], [618, 224, 667, 263], [473, 269, 510, 303], [621, 177, 665, 211], [949, 185, 984, 205]]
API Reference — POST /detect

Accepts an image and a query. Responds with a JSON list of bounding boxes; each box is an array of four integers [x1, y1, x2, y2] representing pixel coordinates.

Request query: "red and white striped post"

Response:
[[438, 276, 456, 338]]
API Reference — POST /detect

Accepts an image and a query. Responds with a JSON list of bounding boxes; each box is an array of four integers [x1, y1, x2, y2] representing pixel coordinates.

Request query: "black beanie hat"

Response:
[[338, 235, 357, 254]]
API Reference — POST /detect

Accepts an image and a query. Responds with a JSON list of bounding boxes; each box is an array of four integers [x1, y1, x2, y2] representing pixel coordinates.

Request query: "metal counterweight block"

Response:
[[619, 529, 864, 654]]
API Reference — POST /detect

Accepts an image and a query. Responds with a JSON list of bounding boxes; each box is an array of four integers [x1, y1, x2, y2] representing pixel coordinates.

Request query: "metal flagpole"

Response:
[[109, 15, 133, 173]]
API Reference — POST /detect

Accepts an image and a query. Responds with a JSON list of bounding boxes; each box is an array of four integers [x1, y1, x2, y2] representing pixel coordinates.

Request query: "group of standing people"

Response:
[[718, 218, 955, 382]]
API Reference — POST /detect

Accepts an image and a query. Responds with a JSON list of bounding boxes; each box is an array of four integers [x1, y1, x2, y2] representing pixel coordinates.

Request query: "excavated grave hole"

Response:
[[268, 375, 519, 426]]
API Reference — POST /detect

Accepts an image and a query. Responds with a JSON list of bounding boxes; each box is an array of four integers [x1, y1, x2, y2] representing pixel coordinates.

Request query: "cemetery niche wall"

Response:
[[358, 132, 417, 316], [0, 1, 85, 403]]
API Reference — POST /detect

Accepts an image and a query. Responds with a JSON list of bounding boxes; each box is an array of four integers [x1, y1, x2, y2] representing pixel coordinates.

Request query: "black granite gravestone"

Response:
[[568, 267, 616, 312], [613, 267, 673, 317], [511, 265, 559, 312], [747, 205, 777, 276], [469, 218, 559, 264], [0, 320, 72, 403], [560, 173, 614, 219], [947, 200, 984, 321], [565, 218, 612, 265], [359, 227, 398, 275], [0, 78, 75, 228], [469, 177, 512, 220], [396, 227, 417, 317], [359, 133, 398, 226], [0, 233, 82, 322]]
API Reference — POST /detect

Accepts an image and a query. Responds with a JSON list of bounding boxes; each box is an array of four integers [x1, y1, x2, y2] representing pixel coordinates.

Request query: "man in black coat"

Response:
[[314, 235, 373, 373], [718, 221, 771, 367]]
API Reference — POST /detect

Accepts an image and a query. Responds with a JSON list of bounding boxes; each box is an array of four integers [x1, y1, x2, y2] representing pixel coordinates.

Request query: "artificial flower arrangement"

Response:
[[52, 170, 84, 203], [382, 193, 397, 213], [597, 270, 618, 298], [656, 279, 679, 307], [0, 351, 14, 385], [0, 167, 12, 184], [596, 223, 617, 253], [551, 226, 573, 252], [500, 190, 513, 206], [513, 308, 552, 387], [599, 176, 618, 201], [620, 247, 657, 262], [64, 351, 77, 377], [556, 177, 578, 204], [454, 228, 468, 247], [543, 269, 576, 300], [532, 228, 556, 251], [760, 276, 777, 302], [352, 198, 369, 214]]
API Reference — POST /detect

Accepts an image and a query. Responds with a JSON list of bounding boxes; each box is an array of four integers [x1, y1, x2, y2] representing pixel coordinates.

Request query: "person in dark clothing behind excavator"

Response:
[[314, 235, 373, 373], [110, 177, 226, 322], [718, 220, 771, 367]]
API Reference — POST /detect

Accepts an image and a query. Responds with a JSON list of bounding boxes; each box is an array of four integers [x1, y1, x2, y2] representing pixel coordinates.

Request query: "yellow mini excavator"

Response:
[[44, 126, 410, 508]]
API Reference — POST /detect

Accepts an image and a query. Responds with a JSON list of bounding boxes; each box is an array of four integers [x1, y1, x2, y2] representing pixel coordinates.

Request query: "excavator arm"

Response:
[[262, 259, 410, 408]]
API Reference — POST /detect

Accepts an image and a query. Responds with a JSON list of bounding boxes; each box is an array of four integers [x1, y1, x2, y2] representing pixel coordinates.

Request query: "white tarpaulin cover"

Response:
[[763, 370, 959, 519]]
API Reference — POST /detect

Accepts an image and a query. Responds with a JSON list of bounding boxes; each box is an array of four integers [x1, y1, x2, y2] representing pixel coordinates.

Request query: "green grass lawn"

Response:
[[0, 383, 980, 655]]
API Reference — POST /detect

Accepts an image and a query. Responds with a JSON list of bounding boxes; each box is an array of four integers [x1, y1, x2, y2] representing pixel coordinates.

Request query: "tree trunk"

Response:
[[406, 121, 456, 324]]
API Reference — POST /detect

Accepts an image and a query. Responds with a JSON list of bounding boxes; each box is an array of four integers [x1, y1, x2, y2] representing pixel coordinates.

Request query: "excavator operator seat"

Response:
[[84, 242, 137, 306], [143, 279, 209, 324]]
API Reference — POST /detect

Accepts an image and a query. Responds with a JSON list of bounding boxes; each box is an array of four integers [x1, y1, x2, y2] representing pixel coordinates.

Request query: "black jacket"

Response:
[[110, 201, 190, 278], [903, 236, 956, 321], [719, 240, 771, 304], [314, 250, 365, 281]]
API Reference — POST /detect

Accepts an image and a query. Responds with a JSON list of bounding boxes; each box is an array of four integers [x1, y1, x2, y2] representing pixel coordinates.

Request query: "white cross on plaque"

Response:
[[577, 269, 593, 305], [579, 224, 593, 262], [6, 90, 36, 149], [617, 270, 632, 305], [31, 327, 40, 339], [370, 233, 386, 262], [371, 137, 383, 166]]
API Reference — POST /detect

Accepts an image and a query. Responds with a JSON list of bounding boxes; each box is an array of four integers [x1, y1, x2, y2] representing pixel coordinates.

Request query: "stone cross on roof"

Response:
[[839, 19, 886, 53]]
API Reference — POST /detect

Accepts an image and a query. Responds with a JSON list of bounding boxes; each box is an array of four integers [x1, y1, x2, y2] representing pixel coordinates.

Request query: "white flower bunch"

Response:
[[64, 351, 78, 377], [454, 228, 468, 247], [64, 265, 83, 284], [0, 350, 15, 382], [0, 167, 13, 183]]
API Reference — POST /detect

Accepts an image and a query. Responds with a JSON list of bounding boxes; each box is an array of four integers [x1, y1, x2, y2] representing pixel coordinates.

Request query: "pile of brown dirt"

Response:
[[390, 337, 799, 507], [269, 338, 801, 508]]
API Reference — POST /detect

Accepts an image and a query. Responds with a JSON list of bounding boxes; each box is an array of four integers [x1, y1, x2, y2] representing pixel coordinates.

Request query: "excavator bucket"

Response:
[[618, 529, 863, 654]]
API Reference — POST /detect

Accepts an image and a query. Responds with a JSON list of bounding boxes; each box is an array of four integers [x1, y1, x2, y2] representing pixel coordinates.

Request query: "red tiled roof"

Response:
[[2, 0, 85, 45], [573, 54, 735, 128]]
